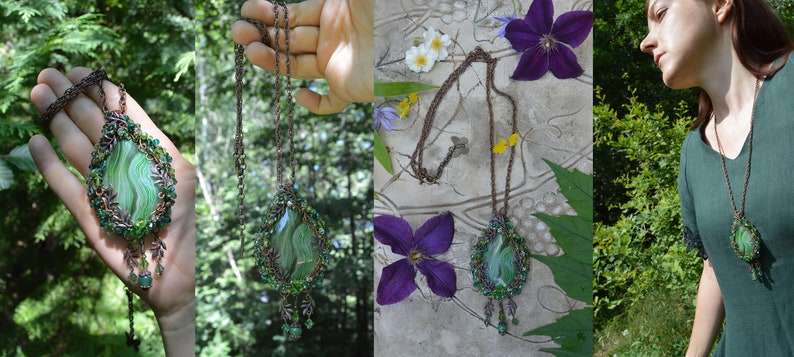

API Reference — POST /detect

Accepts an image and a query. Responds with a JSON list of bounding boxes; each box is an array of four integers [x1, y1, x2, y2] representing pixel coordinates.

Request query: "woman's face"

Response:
[[640, 0, 724, 89]]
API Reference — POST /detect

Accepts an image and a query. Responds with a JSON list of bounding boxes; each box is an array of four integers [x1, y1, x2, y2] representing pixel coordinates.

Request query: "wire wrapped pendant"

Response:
[[470, 214, 530, 335], [87, 111, 177, 289], [255, 184, 330, 340], [730, 216, 762, 280]]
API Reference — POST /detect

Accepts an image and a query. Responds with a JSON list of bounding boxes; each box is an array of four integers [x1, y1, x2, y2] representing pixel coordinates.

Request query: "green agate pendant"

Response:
[[730, 216, 762, 280], [255, 184, 330, 340], [87, 111, 176, 289], [470, 214, 530, 335]]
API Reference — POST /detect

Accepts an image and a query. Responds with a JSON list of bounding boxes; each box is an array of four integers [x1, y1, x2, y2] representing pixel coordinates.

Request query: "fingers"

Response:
[[246, 42, 323, 79], [295, 87, 350, 114], [240, 0, 323, 27], [64, 67, 185, 164], [231, 21, 319, 54], [30, 83, 95, 176], [37, 68, 105, 143]]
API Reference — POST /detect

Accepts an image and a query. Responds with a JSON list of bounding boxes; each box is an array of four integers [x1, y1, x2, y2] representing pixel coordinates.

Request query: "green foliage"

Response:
[[0, 0, 194, 354], [595, 286, 693, 356], [593, 88, 700, 355], [374, 131, 393, 174], [373, 81, 439, 97], [524, 160, 593, 356], [195, 0, 373, 355]]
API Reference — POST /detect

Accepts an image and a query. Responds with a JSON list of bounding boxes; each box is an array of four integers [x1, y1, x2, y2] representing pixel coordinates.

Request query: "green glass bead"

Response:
[[305, 319, 314, 329], [497, 322, 508, 335], [289, 326, 303, 340], [138, 274, 153, 289], [127, 271, 138, 284], [512, 317, 519, 325], [281, 323, 290, 333], [484, 318, 490, 326], [155, 263, 165, 275]]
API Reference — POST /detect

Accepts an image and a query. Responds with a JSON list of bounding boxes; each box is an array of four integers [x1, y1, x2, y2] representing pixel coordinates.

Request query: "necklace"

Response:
[[234, 3, 331, 341], [41, 70, 177, 349], [713, 78, 762, 280], [406, 47, 529, 335]]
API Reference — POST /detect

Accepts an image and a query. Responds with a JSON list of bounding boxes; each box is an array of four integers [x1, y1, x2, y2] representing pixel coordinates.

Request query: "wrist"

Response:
[[156, 295, 195, 357]]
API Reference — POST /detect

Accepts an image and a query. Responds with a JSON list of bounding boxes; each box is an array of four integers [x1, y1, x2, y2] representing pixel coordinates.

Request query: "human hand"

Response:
[[231, 0, 374, 114], [28, 67, 195, 356]]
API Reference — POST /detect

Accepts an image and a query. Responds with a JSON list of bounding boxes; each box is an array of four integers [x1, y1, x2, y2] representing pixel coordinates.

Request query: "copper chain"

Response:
[[40, 69, 126, 131], [714, 78, 760, 218], [235, 2, 294, 254], [408, 47, 517, 214]]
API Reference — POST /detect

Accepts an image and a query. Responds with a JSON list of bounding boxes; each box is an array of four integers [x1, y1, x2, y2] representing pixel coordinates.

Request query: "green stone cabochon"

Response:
[[273, 208, 319, 281], [484, 230, 516, 288], [103, 140, 161, 222]]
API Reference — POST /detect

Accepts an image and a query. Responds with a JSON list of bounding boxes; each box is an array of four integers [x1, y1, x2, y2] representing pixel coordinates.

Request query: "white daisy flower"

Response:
[[405, 44, 437, 73], [423, 27, 451, 60]]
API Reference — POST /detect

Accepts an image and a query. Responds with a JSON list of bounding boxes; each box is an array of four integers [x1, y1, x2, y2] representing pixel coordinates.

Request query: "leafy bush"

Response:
[[593, 87, 701, 354]]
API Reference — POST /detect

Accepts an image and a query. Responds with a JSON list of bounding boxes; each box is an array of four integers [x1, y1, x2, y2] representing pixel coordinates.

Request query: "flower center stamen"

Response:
[[416, 55, 428, 67], [540, 34, 556, 52], [431, 37, 443, 51], [408, 250, 424, 264]]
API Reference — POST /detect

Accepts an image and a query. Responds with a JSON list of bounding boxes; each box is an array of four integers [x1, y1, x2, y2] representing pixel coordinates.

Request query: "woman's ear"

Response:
[[715, 0, 734, 24]]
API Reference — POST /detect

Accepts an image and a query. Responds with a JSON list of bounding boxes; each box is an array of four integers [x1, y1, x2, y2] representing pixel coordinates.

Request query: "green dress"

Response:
[[679, 58, 794, 355]]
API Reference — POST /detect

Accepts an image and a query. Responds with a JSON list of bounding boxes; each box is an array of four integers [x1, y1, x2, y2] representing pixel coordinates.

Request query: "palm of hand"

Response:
[[28, 68, 196, 321]]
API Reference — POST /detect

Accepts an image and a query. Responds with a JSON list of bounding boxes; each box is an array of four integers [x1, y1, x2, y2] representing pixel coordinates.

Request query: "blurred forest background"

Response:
[[195, 0, 373, 356], [593, 0, 794, 355], [0, 1, 194, 356]]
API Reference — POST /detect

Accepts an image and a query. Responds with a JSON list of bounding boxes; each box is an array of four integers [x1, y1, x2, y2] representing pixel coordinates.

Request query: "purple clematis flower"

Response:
[[374, 106, 399, 131], [375, 212, 457, 305], [504, 0, 593, 80]]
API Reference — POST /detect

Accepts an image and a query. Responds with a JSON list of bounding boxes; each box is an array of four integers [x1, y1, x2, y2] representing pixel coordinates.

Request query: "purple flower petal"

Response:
[[374, 107, 399, 131], [504, 19, 542, 53], [416, 259, 456, 298], [413, 212, 454, 256], [549, 44, 584, 79], [377, 258, 418, 305], [551, 11, 593, 48], [494, 14, 517, 38], [374, 215, 413, 256], [380, 116, 394, 131], [511, 45, 549, 81], [525, 0, 553, 35]]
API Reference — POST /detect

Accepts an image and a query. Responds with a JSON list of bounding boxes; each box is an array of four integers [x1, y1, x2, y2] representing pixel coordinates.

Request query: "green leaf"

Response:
[[174, 51, 196, 82], [374, 131, 393, 174], [543, 159, 593, 219], [525, 160, 593, 357], [533, 253, 591, 303], [374, 81, 438, 97], [6, 144, 37, 171], [525, 308, 593, 356], [0, 160, 13, 190]]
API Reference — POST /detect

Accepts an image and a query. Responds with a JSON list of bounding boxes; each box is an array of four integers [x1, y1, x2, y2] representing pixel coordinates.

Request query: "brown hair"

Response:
[[692, 0, 794, 129]]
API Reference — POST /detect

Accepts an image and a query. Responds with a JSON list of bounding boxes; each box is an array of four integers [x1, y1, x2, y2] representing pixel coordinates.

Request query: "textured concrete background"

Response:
[[373, 0, 593, 355]]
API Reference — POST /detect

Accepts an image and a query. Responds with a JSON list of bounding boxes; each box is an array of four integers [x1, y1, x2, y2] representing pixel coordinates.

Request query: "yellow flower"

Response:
[[509, 133, 518, 146], [408, 92, 419, 104], [397, 99, 410, 118], [492, 139, 507, 154]]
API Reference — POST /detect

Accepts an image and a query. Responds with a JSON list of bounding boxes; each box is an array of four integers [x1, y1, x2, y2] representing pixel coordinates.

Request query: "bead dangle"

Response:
[[234, 2, 331, 341]]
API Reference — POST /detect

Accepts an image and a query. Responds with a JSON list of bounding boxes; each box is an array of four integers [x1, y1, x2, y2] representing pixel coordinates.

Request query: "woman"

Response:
[[640, 0, 794, 355]]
